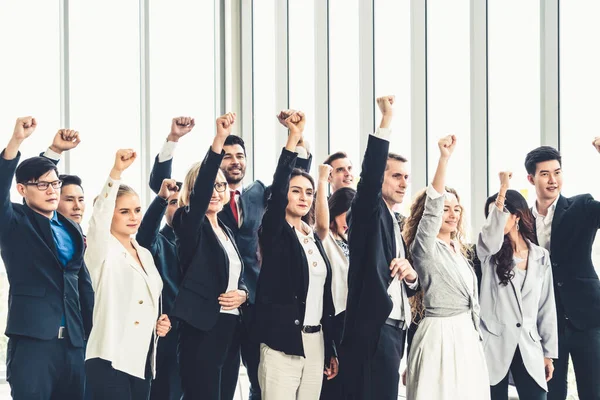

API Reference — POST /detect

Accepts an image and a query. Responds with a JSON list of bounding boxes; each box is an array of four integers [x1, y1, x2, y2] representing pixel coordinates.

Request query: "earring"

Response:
[[516, 221, 520, 231]]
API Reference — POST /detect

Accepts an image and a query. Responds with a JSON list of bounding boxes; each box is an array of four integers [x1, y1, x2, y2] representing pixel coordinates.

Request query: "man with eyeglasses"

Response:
[[0, 117, 93, 400]]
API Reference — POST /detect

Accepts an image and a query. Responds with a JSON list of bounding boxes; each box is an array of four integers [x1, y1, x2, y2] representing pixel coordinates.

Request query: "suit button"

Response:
[[134, 321, 140, 325], [552, 262, 558, 267], [308, 249, 313, 255], [108, 182, 113, 188], [557, 282, 563, 287], [516, 323, 521, 328], [294, 320, 300, 326], [104, 193, 108, 198], [138, 300, 144, 304]]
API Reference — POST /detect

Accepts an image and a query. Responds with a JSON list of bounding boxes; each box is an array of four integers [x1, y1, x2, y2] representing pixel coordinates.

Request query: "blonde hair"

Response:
[[117, 184, 137, 198], [179, 162, 229, 208]]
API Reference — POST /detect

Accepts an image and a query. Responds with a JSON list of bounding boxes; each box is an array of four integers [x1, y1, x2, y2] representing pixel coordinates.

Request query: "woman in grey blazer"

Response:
[[477, 172, 558, 400]]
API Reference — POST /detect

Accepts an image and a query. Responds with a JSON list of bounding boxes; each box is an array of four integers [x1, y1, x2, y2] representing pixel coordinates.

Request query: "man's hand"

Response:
[[218, 289, 247, 310], [377, 96, 394, 129], [389, 258, 417, 283], [282, 110, 306, 142], [438, 135, 457, 159], [12, 117, 37, 141], [318, 164, 333, 183], [168, 116, 195, 142], [593, 136, 600, 154], [324, 356, 339, 380], [50, 129, 81, 154], [499, 171, 512, 188], [158, 179, 179, 200], [156, 314, 171, 337], [216, 113, 236, 139]]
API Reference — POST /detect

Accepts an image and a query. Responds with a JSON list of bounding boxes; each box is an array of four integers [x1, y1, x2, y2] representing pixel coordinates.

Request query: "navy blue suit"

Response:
[[0, 151, 93, 400]]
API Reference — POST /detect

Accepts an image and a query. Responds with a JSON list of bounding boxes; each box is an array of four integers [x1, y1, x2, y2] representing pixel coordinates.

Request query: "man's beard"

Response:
[[225, 169, 245, 184]]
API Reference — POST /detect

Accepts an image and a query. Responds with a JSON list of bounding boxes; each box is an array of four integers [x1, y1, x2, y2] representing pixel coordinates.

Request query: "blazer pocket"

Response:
[[481, 318, 505, 336], [11, 286, 46, 297], [529, 329, 542, 343], [181, 278, 212, 300]]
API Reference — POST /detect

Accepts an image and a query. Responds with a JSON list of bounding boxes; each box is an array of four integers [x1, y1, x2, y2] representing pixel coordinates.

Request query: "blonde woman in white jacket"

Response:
[[84, 149, 171, 400]]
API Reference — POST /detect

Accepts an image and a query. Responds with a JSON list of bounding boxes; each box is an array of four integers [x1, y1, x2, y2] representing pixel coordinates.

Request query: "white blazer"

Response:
[[84, 177, 163, 380]]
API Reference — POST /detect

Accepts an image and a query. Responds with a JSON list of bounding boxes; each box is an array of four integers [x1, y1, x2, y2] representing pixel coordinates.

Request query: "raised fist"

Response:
[[277, 110, 301, 128], [13, 117, 37, 141], [168, 117, 195, 142], [216, 113, 236, 138], [51, 129, 81, 153], [158, 179, 179, 200], [113, 149, 137, 172], [593, 136, 600, 154], [318, 164, 333, 182], [438, 135, 457, 158], [376, 96, 395, 117], [280, 110, 306, 138], [499, 171, 512, 188]]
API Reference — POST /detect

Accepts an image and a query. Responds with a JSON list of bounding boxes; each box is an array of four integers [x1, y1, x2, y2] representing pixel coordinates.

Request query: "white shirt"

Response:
[[322, 232, 349, 315], [295, 221, 328, 326], [158, 140, 178, 163], [215, 228, 242, 316], [532, 196, 560, 252]]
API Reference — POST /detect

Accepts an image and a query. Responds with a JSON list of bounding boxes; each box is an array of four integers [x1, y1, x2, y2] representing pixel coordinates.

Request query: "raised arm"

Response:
[[149, 116, 195, 194], [84, 149, 136, 270], [39, 129, 82, 164], [277, 110, 312, 172], [411, 135, 456, 256], [477, 172, 512, 260], [351, 96, 394, 224], [315, 164, 333, 240], [137, 179, 178, 253]]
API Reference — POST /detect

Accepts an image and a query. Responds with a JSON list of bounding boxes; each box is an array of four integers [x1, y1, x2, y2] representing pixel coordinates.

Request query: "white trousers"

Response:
[[258, 331, 325, 400]]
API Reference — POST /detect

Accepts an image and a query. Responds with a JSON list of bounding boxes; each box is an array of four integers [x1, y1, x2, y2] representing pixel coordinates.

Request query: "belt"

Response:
[[302, 325, 321, 334], [384, 318, 404, 329], [58, 326, 67, 339]]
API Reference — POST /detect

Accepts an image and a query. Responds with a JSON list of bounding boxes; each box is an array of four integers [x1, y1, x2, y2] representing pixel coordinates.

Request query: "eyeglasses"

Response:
[[23, 180, 63, 191], [214, 182, 227, 193]]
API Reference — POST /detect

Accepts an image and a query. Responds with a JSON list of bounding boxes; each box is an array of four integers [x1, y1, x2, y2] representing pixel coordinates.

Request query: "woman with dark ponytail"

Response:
[[477, 171, 558, 400]]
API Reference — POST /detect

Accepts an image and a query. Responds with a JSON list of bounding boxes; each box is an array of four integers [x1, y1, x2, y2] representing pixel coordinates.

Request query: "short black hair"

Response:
[[224, 135, 246, 155], [16, 157, 59, 184], [328, 187, 356, 224], [524, 146, 562, 176], [59, 174, 84, 192], [323, 151, 349, 166], [387, 152, 408, 163]]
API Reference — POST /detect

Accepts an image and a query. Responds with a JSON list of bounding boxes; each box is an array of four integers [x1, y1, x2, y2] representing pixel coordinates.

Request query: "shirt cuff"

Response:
[[370, 127, 392, 141], [295, 146, 309, 160], [43, 147, 62, 161], [158, 140, 178, 163], [405, 276, 419, 290], [426, 184, 444, 200]]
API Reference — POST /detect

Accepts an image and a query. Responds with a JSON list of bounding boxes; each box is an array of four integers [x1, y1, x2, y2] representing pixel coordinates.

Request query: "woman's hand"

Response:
[[156, 314, 171, 337], [218, 290, 247, 310], [544, 357, 554, 382], [111, 149, 137, 180], [324, 356, 339, 380]]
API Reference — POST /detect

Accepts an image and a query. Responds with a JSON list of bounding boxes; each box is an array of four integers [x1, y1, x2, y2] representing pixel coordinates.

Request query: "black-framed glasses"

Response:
[[214, 182, 227, 193], [23, 180, 63, 191]]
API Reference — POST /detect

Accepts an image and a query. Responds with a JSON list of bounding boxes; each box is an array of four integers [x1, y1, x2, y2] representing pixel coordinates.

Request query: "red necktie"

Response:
[[229, 190, 239, 225]]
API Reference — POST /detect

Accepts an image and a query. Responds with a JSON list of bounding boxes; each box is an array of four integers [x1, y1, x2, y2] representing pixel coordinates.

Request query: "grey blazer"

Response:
[[477, 206, 558, 390]]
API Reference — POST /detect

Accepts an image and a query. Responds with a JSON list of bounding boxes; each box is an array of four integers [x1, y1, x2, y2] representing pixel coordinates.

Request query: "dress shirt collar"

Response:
[[532, 195, 559, 219]]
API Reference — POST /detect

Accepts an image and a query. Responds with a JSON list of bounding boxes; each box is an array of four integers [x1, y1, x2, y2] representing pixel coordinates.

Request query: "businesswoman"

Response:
[[255, 111, 338, 400], [84, 149, 171, 399], [315, 164, 355, 399], [478, 172, 558, 400], [170, 113, 248, 400], [404, 135, 490, 400]]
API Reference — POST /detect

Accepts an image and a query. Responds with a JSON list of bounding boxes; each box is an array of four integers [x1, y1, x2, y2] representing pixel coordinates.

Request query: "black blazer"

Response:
[[254, 148, 336, 363], [341, 135, 417, 393], [170, 148, 247, 332], [541, 194, 600, 330], [0, 151, 94, 347]]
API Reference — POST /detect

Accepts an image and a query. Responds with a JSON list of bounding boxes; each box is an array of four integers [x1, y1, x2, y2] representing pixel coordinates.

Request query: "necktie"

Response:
[[229, 190, 239, 225]]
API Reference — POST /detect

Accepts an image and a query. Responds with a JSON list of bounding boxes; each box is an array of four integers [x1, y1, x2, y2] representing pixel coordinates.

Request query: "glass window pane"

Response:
[[149, 0, 216, 184], [329, 0, 361, 170], [69, 1, 142, 231], [488, 0, 540, 204], [375, 0, 412, 214], [427, 0, 472, 236]]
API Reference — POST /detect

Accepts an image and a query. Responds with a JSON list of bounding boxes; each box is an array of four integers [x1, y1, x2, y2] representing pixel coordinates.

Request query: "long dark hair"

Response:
[[290, 168, 315, 226], [484, 190, 538, 285], [328, 187, 356, 234]]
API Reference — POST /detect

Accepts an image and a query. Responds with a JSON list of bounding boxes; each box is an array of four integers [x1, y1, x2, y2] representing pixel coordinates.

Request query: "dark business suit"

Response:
[[0, 151, 93, 400], [540, 194, 600, 400], [136, 194, 182, 400], [341, 135, 417, 400], [171, 148, 248, 400], [149, 149, 311, 400], [254, 148, 336, 373]]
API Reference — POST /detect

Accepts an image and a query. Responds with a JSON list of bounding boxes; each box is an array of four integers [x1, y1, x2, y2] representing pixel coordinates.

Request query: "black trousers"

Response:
[[150, 322, 182, 400], [6, 335, 85, 400], [320, 311, 345, 400], [85, 356, 151, 400], [240, 305, 261, 400], [548, 319, 600, 400], [178, 313, 241, 400], [490, 347, 546, 400]]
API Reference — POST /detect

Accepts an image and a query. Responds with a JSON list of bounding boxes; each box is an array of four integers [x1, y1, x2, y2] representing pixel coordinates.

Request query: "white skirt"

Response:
[[406, 312, 491, 400]]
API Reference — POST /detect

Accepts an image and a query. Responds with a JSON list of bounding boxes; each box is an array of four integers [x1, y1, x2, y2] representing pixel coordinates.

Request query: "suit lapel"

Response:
[[550, 195, 568, 256], [119, 237, 160, 305], [26, 207, 61, 268], [59, 213, 85, 263], [220, 201, 237, 232], [520, 243, 544, 299]]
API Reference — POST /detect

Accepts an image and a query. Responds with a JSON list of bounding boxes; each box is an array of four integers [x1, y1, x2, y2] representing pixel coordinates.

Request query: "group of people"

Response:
[[0, 94, 599, 400]]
